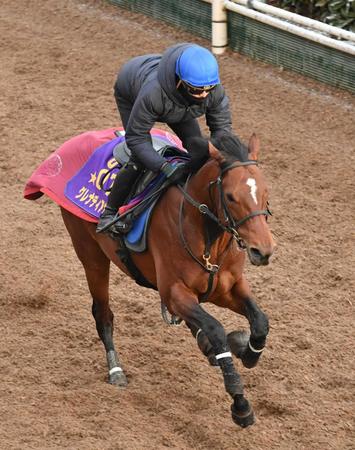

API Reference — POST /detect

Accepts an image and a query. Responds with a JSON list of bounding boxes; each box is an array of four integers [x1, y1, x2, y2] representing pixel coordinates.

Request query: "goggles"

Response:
[[180, 80, 217, 96]]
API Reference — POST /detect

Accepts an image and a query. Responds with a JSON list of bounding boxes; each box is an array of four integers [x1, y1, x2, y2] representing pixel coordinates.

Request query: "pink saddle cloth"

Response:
[[23, 127, 182, 222]]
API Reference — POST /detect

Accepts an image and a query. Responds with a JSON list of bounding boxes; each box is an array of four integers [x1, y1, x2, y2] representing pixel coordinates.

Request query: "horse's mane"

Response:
[[212, 133, 249, 163], [185, 132, 249, 173]]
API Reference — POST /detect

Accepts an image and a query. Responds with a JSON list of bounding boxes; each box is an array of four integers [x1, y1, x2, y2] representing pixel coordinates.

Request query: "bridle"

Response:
[[179, 160, 271, 248], [177, 159, 271, 301], [215, 160, 272, 246]]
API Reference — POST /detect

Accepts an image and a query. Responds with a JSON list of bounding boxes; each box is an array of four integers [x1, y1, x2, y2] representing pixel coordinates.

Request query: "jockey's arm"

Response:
[[124, 95, 166, 173]]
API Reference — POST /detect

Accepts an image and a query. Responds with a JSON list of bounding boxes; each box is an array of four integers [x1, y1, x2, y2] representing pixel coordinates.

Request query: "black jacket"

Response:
[[115, 43, 232, 171]]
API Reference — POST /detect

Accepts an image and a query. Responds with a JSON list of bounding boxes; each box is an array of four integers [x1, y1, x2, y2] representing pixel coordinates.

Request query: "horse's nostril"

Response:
[[249, 247, 270, 266], [250, 248, 262, 259]]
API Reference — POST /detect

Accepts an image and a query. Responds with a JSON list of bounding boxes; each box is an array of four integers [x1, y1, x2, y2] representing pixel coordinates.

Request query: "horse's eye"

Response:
[[226, 193, 235, 203]]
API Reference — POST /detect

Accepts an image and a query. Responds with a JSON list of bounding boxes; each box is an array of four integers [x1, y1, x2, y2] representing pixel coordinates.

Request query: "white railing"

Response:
[[205, 0, 355, 56]]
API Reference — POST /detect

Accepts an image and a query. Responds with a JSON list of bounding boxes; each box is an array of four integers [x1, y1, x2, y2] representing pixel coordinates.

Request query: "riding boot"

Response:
[[96, 161, 140, 234]]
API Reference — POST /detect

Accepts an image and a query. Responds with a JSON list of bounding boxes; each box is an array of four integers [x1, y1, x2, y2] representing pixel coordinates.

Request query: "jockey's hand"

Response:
[[160, 162, 187, 185]]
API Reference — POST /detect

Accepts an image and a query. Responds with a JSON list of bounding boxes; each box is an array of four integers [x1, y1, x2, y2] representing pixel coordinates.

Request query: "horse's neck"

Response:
[[188, 160, 220, 206], [184, 160, 224, 235], [182, 160, 230, 253]]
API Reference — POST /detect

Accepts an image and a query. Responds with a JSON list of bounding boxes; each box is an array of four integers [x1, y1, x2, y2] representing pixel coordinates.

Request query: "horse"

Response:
[[26, 129, 276, 428]]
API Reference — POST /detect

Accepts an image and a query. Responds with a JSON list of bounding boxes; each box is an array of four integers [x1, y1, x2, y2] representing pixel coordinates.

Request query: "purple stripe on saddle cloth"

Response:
[[64, 136, 124, 218], [64, 131, 184, 219]]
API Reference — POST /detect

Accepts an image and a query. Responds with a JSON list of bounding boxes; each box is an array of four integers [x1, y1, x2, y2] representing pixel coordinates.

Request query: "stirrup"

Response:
[[111, 218, 133, 235], [97, 216, 131, 235], [96, 210, 121, 233]]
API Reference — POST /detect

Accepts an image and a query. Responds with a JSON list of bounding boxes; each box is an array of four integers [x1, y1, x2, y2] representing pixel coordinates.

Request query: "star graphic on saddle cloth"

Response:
[[89, 172, 97, 184]]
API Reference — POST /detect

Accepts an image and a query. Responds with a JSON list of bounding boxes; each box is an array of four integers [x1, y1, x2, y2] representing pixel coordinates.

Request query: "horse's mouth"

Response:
[[247, 247, 271, 266]]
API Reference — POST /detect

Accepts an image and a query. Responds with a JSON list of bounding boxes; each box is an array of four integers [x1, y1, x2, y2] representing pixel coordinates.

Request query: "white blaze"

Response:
[[246, 178, 258, 204]]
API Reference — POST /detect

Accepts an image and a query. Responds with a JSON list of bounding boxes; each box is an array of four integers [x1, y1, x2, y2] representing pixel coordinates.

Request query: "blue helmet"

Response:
[[176, 45, 220, 87]]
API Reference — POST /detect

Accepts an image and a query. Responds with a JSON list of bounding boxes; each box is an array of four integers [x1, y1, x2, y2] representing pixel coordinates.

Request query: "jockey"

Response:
[[97, 42, 232, 234]]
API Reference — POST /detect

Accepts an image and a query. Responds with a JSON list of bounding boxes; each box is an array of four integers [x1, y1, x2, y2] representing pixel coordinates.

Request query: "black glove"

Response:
[[160, 162, 187, 185]]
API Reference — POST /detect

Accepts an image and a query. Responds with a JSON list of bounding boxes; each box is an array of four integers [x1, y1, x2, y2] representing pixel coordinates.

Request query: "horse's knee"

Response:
[[195, 329, 218, 366], [228, 330, 249, 359], [193, 307, 227, 352], [229, 303, 269, 370], [244, 299, 269, 343], [250, 312, 269, 343]]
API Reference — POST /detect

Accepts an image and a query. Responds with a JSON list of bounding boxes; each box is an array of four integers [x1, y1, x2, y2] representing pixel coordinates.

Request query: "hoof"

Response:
[[231, 404, 255, 428], [109, 370, 128, 388], [227, 331, 249, 359]]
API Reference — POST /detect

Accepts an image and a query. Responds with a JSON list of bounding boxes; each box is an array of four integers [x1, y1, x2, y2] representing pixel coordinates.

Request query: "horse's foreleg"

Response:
[[227, 278, 269, 369], [61, 210, 127, 387], [185, 322, 218, 366], [172, 293, 254, 428]]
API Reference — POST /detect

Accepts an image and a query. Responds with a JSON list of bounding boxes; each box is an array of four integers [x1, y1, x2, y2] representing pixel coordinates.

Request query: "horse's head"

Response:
[[204, 133, 276, 266]]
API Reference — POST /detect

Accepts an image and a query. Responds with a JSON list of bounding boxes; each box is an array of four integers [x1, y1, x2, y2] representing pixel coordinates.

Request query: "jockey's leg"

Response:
[[96, 161, 140, 234], [97, 79, 138, 235]]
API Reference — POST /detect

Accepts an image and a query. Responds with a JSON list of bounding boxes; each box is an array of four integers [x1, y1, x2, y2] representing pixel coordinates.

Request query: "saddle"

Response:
[[111, 135, 189, 251], [113, 135, 186, 196]]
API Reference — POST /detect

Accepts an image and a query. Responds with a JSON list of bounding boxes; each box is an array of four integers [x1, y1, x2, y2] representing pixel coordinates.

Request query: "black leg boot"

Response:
[[96, 162, 140, 234]]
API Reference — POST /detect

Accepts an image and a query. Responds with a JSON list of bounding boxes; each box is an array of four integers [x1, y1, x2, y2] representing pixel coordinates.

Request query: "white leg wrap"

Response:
[[109, 366, 123, 375], [215, 351, 232, 360], [195, 328, 202, 341], [248, 341, 264, 353]]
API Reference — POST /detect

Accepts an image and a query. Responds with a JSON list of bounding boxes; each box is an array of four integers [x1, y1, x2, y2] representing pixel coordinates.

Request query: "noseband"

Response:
[[179, 160, 271, 249]]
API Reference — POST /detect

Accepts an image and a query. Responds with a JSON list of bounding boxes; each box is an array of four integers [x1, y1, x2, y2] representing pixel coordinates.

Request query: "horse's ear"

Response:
[[208, 142, 225, 164], [248, 134, 260, 160]]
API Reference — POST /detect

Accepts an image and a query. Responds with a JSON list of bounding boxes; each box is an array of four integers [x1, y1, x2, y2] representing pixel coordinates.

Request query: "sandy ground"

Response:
[[0, 1, 354, 449]]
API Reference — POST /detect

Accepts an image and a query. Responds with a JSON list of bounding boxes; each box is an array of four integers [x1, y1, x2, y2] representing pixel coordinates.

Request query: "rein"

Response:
[[177, 160, 271, 301]]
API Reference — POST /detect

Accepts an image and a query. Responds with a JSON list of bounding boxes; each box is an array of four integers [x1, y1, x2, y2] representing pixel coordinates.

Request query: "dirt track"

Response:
[[1, 1, 354, 449]]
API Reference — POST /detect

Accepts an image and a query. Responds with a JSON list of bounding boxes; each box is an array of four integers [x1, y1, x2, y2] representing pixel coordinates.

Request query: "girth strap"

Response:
[[115, 236, 157, 290]]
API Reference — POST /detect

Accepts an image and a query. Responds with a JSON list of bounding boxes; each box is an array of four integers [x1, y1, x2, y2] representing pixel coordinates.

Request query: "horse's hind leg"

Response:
[[61, 210, 127, 387]]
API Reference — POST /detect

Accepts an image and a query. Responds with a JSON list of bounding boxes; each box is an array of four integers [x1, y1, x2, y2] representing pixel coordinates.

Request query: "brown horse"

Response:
[[49, 131, 275, 427]]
